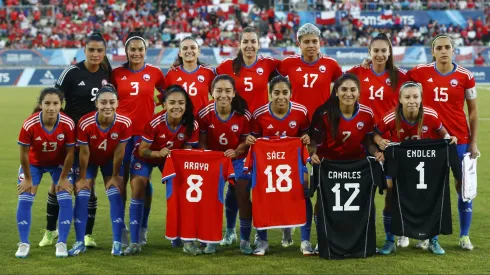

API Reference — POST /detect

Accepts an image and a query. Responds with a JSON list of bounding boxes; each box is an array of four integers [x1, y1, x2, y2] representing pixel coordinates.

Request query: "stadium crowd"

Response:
[[0, 0, 489, 49]]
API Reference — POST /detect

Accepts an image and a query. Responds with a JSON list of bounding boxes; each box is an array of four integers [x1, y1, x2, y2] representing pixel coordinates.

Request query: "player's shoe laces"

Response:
[[204, 243, 218, 254], [39, 229, 58, 247], [415, 239, 429, 250], [183, 242, 203, 255], [378, 241, 396, 255], [171, 238, 182, 247], [124, 243, 141, 256], [459, 236, 474, 251], [240, 240, 253, 255], [253, 240, 269, 256], [55, 242, 68, 258], [220, 229, 237, 246], [84, 234, 97, 248], [139, 228, 148, 246], [397, 236, 410, 248], [428, 239, 445, 255], [111, 241, 123, 256], [281, 228, 294, 247], [121, 227, 129, 247], [68, 241, 86, 256], [15, 242, 30, 258], [300, 240, 315, 255]]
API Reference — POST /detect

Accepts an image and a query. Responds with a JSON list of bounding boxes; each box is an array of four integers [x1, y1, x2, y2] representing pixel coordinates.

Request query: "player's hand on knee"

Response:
[[75, 178, 91, 193], [17, 178, 33, 195], [57, 178, 74, 194], [107, 176, 124, 194]]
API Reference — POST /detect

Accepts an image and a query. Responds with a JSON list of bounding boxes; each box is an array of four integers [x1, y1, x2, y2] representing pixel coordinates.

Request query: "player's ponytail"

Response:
[[173, 36, 205, 68], [86, 32, 113, 79], [232, 27, 259, 76], [33, 87, 65, 114], [395, 82, 425, 139], [369, 33, 398, 92], [124, 31, 147, 68], [163, 85, 195, 138], [211, 74, 249, 115]]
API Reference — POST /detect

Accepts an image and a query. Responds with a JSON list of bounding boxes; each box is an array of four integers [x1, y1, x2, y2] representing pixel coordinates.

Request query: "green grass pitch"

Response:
[[0, 86, 489, 274]]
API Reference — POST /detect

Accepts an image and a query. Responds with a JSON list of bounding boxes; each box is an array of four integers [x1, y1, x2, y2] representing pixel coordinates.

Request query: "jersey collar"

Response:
[[433, 62, 457, 76], [95, 112, 117, 133], [180, 65, 201, 74], [268, 101, 292, 121], [127, 62, 147, 73], [340, 102, 360, 121], [39, 112, 60, 134], [243, 57, 258, 68], [214, 102, 235, 123], [370, 64, 386, 76], [400, 110, 418, 126], [300, 54, 320, 66]]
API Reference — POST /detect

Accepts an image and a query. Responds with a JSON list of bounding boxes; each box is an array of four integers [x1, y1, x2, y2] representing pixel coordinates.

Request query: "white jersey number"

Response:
[[98, 139, 108, 151], [183, 82, 198, 96], [186, 174, 204, 202], [369, 86, 384, 100], [244, 77, 253, 92], [42, 142, 58, 152], [91, 88, 98, 101], [130, 82, 139, 95], [415, 162, 427, 189], [219, 133, 228, 145], [433, 87, 448, 102], [303, 73, 318, 88], [264, 164, 292, 193], [331, 183, 360, 211]]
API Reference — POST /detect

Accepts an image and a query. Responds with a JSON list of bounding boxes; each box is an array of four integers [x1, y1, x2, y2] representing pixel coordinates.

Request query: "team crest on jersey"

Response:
[[177, 133, 185, 140], [57, 134, 65, 141], [134, 162, 142, 171], [102, 79, 108, 86], [231, 124, 239, 132], [143, 74, 151, 81], [386, 78, 391, 85], [111, 133, 119, 140], [256, 67, 264, 75], [357, 122, 364, 130], [422, 126, 428, 133], [450, 79, 458, 87], [319, 65, 326, 73], [198, 75, 205, 82], [289, 121, 297, 128]]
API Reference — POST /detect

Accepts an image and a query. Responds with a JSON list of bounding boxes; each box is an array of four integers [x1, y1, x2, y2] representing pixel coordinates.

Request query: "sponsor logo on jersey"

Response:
[[231, 124, 239, 132], [364, 77, 369, 82], [386, 78, 391, 85], [198, 75, 205, 82], [422, 126, 428, 133], [35, 136, 42, 141], [143, 74, 151, 81], [78, 81, 85, 86], [102, 79, 108, 85], [177, 77, 182, 81], [319, 65, 326, 73], [357, 122, 364, 129], [257, 67, 264, 75], [267, 124, 274, 129], [159, 134, 166, 139], [134, 162, 142, 170], [111, 133, 119, 139], [289, 121, 297, 128], [177, 133, 185, 140], [209, 124, 215, 128], [91, 135, 97, 139], [450, 79, 458, 87], [427, 78, 433, 82], [57, 134, 65, 140], [296, 67, 302, 72], [399, 129, 405, 133], [121, 76, 127, 80]]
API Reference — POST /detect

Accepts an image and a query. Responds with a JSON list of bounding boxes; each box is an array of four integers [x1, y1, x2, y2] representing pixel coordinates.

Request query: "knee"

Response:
[[130, 177, 146, 199]]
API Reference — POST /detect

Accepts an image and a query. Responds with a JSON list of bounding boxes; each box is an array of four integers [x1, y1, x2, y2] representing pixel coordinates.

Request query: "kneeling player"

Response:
[[374, 81, 457, 255]]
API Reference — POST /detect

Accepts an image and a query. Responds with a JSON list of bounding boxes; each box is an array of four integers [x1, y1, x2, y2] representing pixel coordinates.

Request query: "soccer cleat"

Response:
[[111, 241, 123, 256], [124, 243, 141, 256], [55, 242, 68, 258], [139, 228, 148, 246], [459, 236, 474, 251], [203, 243, 218, 254], [183, 242, 203, 255], [378, 241, 396, 255], [428, 239, 445, 255], [171, 238, 182, 247], [397, 236, 410, 248], [281, 228, 294, 247], [15, 243, 30, 258], [121, 227, 129, 248], [84, 234, 97, 248], [240, 240, 253, 255], [300, 240, 315, 255], [253, 240, 269, 256], [68, 241, 86, 256], [314, 244, 319, 254], [39, 230, 58, 247], [415, 239, 430, 250], [253, 234, 260, 247], [220, 229, 237, 246]]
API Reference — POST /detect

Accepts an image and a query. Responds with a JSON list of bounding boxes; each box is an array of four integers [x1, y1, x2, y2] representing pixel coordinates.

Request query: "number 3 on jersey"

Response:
[[265, 164, 292, 193], [130, 82, 139, 95]]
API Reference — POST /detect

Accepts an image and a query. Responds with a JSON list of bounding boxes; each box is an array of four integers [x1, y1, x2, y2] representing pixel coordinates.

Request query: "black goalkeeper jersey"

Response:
[[385, 139, 462, 240]]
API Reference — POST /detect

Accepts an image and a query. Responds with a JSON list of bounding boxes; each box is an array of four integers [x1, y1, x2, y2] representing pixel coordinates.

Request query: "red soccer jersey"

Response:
[[77, 112, 132, 166], [408, 63, 476, 144], [277, 55, 343, 120], [216, 55, 280, 112], [313, 103, 374, 160], [112, 63, 165, 135], [375, 107, 443, 142], [138, 113, 199, 165], [252, 102, 309, 137], [18, 112, 76, 166], [161, 149, 235, 243], [347, 65, 411, 122], [244, 137, 308, 229], [198, 103, 252, 158], [164, 65, 215, 115]]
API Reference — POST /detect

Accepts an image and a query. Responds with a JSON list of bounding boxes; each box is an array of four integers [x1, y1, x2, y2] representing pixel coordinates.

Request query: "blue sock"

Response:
[[257, 229, 268, 242], [239, 219, 252, 241], [73, 189, 91, 242], [106, 186, 124, 242], [431, 235, 439, 241], [56, 191, 73, 244], [225, 185, 238, 229], [458, 193, 472, 236], [383, 210, 394, 242], [301, 197, 312, 241], [129, 199, 144, 243], [141, 182, 152, 229], [17, 192, 35, 244]]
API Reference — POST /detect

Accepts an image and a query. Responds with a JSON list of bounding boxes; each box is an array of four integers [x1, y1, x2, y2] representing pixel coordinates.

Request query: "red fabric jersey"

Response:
[[408, 63, 476, 144], [215, 55, 280, 112], [138, 113, 199, 165], [347, 65, 411, 122], [18, 112, 76, 166], [277, 55, 342, 120], [112, 63, 165, 135], [244, 137, 308, 229], [312, 103, 374, 160], [77, 112, 132, 166], [197, 103, 252, 158], [375, 107, 443, 141], [161, 149, 235, 243], [251, 102, 309, 137], [164, 65, 216, 115]]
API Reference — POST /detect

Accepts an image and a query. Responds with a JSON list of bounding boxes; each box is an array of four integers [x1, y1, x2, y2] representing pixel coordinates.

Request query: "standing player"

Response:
[[112, 31, 166, 246], [16, 88, 76, 258], [68, 85, 132, 256], [124, 85, 199, 255], [407, 34, 479, 251], [245, 76, 313, 256], [39, 33, 112, 248], [198, 75, 251, 253]]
